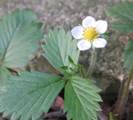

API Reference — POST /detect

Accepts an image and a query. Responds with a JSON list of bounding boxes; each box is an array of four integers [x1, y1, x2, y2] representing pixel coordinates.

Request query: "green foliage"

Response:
[[107, 2, 133, 33], [42, 29, 80, 73], [0, 67, 10, 87], [107, 2, 133, 70], [64, 76, 102, 120], [124, 40, 133, 70], [0, 9, 102, 120], [0, 9, 43, 68], [0, 67, 10, 80], [0, 71, 65, 120]]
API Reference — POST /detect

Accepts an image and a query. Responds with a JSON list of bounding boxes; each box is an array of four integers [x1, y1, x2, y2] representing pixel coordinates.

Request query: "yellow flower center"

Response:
[[83, 27, 98, 41]]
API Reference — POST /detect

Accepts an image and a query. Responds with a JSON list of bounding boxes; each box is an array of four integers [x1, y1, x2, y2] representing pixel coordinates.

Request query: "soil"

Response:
[[0, 0, 133, 120]]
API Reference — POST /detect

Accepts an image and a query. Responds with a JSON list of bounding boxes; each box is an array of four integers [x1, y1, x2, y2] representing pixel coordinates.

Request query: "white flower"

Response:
[[71, 16, 108, 51]]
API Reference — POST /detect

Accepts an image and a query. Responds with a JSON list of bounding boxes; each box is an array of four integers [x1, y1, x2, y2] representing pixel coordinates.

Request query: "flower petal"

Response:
[[82, 16, 96, 28], [77, 40, 91, 51], [95, 20, 108, 34], [71, 26, 83, 39], [92, 38, 107, 48]]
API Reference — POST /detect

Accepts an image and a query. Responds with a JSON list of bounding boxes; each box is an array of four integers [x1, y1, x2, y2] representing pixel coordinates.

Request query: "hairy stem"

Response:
[[113, 65, 133, 119], [88, 48, 97, 76]]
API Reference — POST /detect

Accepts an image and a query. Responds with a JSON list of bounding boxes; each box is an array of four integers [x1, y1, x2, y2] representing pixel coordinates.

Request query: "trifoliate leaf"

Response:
[[64, 76, 102, 120], [0, 71, 65, 120], [107, 2, 133, 33], [124, 40, 133, 70], [42, 28, 79, 73], [0, 9, 43, 68]]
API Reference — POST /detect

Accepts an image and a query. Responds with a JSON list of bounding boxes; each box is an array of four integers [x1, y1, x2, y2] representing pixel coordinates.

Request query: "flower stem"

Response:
[[88, 48, 97, 76], [113, 65, 133, 119]]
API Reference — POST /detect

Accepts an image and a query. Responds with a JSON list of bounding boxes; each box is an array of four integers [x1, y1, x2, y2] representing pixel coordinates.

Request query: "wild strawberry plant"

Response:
[[0, 9, 108, 120]]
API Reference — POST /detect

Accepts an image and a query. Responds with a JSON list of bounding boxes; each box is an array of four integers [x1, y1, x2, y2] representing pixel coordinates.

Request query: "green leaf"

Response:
[[124, 40, 133, 70], [111, 21, 133, 33], [0, 71, 65, 120], [0, 67, 10, 87], [0, 9, 43, 68], [42, 28, 79, 73], [107, 2, 133, 33], [64, 76, 102, 120]]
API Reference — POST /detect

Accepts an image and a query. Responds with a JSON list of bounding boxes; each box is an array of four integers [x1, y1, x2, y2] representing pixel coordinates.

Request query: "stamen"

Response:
[[83, 27, 98, 41]]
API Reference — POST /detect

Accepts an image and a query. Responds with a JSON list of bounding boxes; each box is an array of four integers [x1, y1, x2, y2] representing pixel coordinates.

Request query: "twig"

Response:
[[113, 66, 133, 119]]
